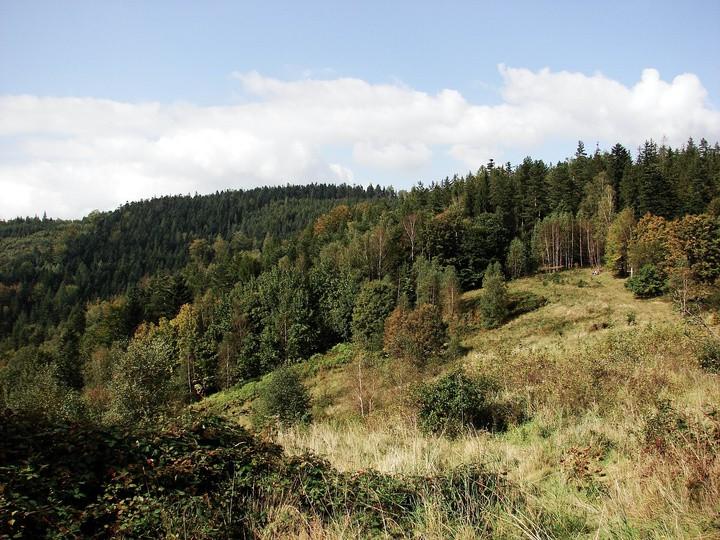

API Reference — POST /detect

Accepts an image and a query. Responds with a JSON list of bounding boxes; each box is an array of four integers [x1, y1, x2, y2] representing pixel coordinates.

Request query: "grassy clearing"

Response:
[[201, 269, 720, 537]]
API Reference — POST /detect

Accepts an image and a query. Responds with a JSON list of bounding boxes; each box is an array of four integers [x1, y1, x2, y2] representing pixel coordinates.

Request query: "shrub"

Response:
[[415, 370, 514, 437], [0, 411, 506, 538], [0, 347, 74, 422], [625, 264, 666, 298], [642, 399, 688, 453], [479, 262, 509, 329], [253, 366, 312, 427], [383, 304, 447, 364], [105, 320, 179, 425], [698, 340, 720, 373]]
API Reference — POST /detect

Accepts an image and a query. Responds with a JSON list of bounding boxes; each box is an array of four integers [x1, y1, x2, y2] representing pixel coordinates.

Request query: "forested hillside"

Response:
[[0, 183, 394, 349], [2, 138, 720, 392], [2, 138, 720, 537]]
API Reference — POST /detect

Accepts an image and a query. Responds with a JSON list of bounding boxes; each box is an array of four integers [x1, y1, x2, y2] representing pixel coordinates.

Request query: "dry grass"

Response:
[[208, 269, 720, 537]]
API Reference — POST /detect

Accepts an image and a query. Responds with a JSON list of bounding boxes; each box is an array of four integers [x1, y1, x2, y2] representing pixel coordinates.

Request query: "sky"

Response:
[[1, 1, 719, 219]]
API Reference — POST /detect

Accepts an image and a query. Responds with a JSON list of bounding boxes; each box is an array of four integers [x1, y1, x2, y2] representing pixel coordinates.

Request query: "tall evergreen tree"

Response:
[[637, 140, 674, 218]]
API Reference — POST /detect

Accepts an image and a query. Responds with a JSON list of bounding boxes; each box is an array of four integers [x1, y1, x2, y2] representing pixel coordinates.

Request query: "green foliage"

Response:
[[228, 267, 320, 380], [698, 340, 720, 373], [351, 278, 396, 351], [253, 267, 317, 367], [479, 261, 509, 328], [637, 141, 675, 218], [605, 207, 636, 277], [413, 256, 461, 320], [628, 214, 672, 275], [310, 263, 360, 343], [105, 320, 180, 424], [506, 237, 527, 279], [423, 209, 507, 289], [625, 264, 666, 298], [414, 256, 443, 306], [0, 346, 84, 422], [0, 411, 506, 538], [415, 370, 516, 437], [674, 214, 720, 283], [253, 366, 312, 427]]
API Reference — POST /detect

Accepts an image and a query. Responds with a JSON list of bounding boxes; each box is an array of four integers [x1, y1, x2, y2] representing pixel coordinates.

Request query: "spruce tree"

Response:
[[479, 262, 509, 329]]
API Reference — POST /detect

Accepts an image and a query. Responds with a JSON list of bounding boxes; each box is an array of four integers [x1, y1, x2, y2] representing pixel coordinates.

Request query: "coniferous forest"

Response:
[[3, 138, 720, 538]]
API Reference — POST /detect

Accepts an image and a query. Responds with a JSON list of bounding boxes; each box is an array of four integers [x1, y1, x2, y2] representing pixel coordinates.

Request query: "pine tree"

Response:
[[608, 143, 632, 204], [479, 262, 509, 329], [637, 140, 675, 218]]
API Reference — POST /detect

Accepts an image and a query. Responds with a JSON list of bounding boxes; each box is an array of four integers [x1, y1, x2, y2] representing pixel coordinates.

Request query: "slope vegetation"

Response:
[[201, 269, 720, 538]]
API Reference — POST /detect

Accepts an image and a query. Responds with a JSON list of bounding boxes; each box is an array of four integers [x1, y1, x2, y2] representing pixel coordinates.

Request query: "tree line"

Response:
[[1, 137, 720, 424]]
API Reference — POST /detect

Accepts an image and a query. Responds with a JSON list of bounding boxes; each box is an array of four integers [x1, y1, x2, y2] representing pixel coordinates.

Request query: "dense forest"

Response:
[[2, 138, 720, 537], [2, 138, 720, 405]]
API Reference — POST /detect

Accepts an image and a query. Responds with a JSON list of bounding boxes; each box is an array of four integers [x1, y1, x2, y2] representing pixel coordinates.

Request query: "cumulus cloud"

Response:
[[1, 65, 719, 218]]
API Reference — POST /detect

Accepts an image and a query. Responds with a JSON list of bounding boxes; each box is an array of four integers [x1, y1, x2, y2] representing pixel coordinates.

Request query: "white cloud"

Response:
[[353, 141, 432, 169], [1, 65, 719, 218]]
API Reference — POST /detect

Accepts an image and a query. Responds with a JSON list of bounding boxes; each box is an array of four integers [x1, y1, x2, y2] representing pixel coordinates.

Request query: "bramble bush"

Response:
[[0, 411, 507, 538]]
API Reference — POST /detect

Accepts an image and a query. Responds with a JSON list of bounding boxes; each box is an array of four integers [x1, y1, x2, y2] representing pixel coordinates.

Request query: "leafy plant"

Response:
[[351, 279, 396, 351], [642, 399, 688, 453], [253, 366, 312, 427], [414, 370, 517, 437], [625, 264, 666, 298], [0, 411, 506, 538]]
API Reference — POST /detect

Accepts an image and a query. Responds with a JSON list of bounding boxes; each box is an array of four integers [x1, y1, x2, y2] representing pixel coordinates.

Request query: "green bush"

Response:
[[415, 370, 516, 437], [479, 262, 509, 329], [698, 340, 720, 373], [253, 366, 312, 427], [625, 264, 666, 298], [0, 411, 506, 538], [351, 279, 396, 351]]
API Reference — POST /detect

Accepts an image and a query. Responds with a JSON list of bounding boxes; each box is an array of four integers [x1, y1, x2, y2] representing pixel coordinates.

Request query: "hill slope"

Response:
[[199, 269, 720, 538]]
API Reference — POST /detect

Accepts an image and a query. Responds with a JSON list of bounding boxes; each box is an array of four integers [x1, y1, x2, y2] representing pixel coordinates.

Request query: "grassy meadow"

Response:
[[196, 269, 720, 538]]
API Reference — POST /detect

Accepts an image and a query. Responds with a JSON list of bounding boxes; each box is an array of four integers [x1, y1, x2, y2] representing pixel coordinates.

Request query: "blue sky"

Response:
[[1, 1, 719, 218]]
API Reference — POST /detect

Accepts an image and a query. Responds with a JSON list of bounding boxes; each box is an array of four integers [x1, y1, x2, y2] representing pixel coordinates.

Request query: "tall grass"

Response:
[[214, 270, 720, 537]]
